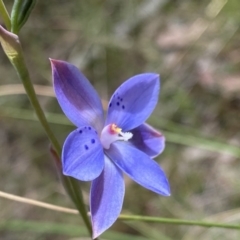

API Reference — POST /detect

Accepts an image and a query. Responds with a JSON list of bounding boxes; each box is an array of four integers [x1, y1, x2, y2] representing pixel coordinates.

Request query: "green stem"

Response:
[[3, 38, 92, 236], [50, 146, 92, 235], [63, 176, 92, 234], [0, 0, 11, 30], [12, 57, 61, 154], [120, 214, 240, 230]]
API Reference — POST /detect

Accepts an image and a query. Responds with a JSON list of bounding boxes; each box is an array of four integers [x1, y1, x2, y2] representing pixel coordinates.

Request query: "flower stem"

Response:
[[0, 0, 11, 30], [12, 57, 62, 154], [63, 176, 93, 234], [16, 62, 92, 235], [17, 64, 92, 234], [50, 146, 92, 235], [1, 33, 92, 236], [120, 214, 240, 230]]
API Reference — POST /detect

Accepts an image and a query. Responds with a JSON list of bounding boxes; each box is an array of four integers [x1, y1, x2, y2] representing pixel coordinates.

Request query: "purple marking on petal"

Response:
[[62, 126, 104, 181], [130, 123, 165, 158], [51, 59, 104, 131], [91, 155, 124, 239], [106, 141, 170, 196], [105, 73, 160, 131]]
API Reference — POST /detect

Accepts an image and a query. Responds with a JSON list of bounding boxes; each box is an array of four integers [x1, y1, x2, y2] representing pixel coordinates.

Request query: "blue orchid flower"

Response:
[[50, 59, 170, 239]]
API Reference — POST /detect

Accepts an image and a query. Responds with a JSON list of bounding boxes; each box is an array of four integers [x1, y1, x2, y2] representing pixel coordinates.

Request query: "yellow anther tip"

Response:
[[110, 124, 122, 134]]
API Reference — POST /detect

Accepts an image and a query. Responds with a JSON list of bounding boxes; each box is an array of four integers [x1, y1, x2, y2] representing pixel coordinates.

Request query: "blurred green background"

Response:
[[1, 0, 240, 239]]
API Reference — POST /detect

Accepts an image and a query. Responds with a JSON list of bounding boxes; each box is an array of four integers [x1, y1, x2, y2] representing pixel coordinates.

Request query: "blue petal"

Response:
[[90, 155, 124, 238], [105, 73, 160, 131], [51, 59, 104, 132], [130, 123, 165, 158], [62, 126, 104, 181], [106, 142, 170, 196]]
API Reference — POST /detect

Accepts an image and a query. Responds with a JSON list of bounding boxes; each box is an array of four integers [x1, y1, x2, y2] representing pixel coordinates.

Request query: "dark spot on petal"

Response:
[[109, 103, 112, 107], [120, 98, 123, 101], [117, 102, 120, 106], [88, 127, 91, 130], [79, 130, 82, 134], [84, 145, 89, 150], [122, 105, 125, 109], [91, 139, 95, 144]]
